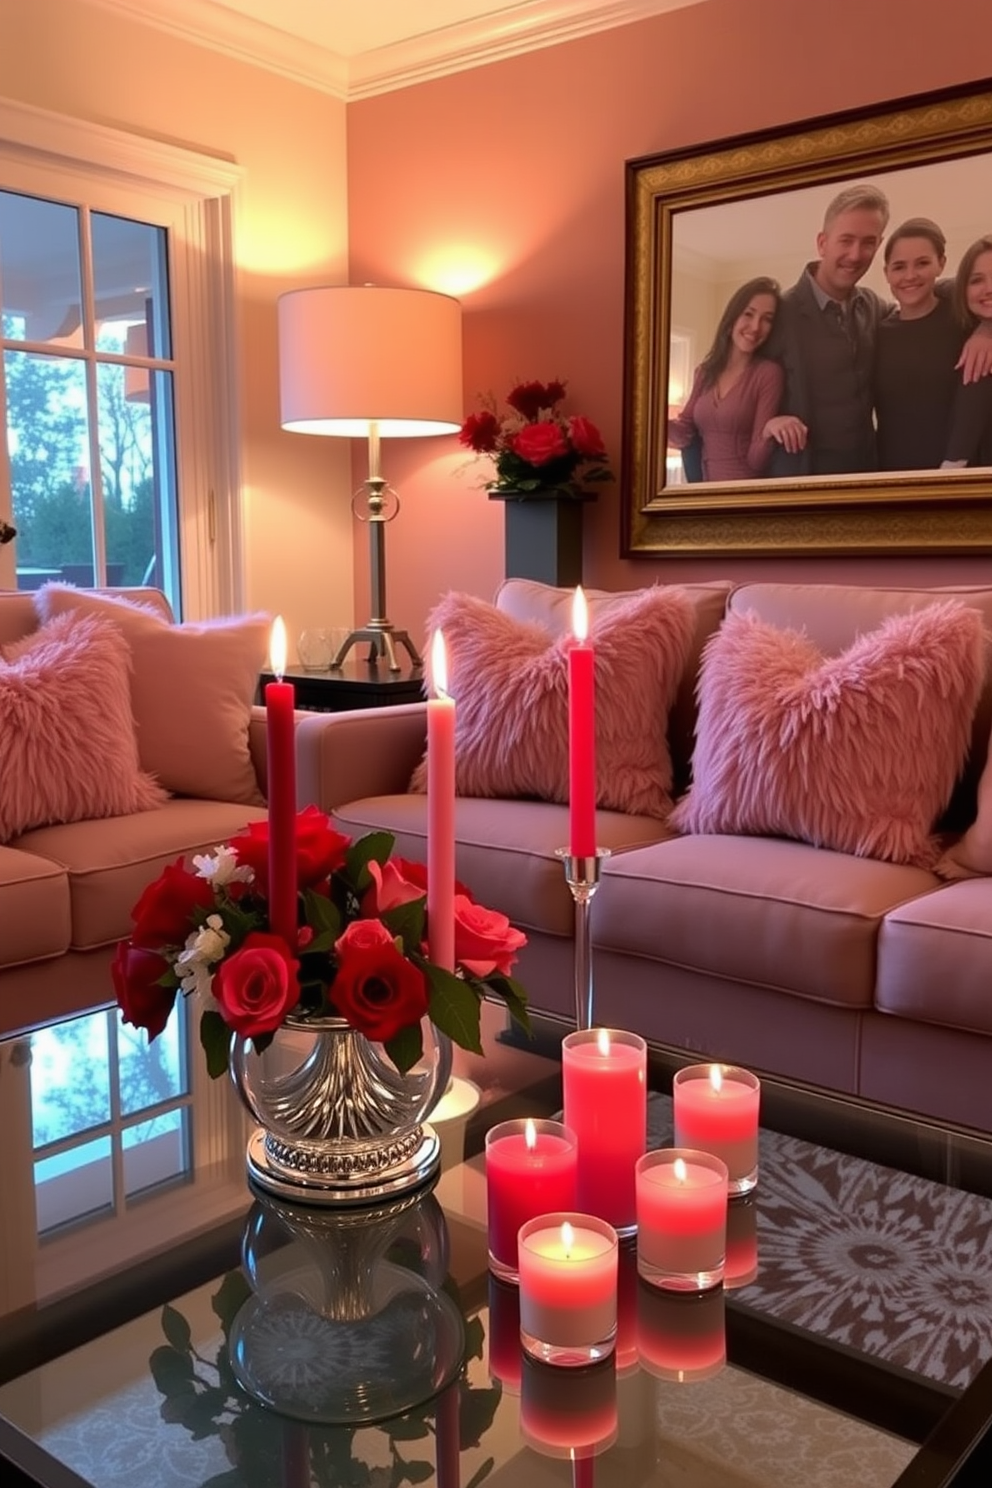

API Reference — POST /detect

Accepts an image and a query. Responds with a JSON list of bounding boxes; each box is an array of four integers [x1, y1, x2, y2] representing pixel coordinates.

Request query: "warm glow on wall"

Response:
[[415, 245, 507, 298]]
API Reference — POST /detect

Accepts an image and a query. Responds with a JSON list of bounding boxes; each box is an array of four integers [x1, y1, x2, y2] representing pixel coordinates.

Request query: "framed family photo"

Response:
[[622, 78, 992, 556]]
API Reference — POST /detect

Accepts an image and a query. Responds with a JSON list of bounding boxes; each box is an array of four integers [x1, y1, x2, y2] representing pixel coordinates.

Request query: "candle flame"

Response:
[[596, 1027, 610, 1056], [524, 1118, 537, 1151], [572, 585, 589, 643], [673, 1157, 687, 1183], [431, 628, 449, 699], [561, 1220, 575, 1256], [270, 616, 287, 680], [709, 1065, 724, 1093]]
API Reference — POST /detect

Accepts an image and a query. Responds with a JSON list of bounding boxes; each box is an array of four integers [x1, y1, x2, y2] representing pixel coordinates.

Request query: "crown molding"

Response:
[[83, 0, 704, 100]]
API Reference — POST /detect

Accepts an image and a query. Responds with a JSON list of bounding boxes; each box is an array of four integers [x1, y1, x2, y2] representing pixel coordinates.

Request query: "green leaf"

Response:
[[345, 830, 395, 892], [302, 886, 341, 940], [384, 1020, 423, 1075], [488, 975, 531, 1037], [426, 968, 483, 1054], [161, 1303, 192, 1354], [199, 1009, 231, 1079], [149, 1344, 196, 1397], [381, 896, 426, 953], [212, 1269, 252, 1330]]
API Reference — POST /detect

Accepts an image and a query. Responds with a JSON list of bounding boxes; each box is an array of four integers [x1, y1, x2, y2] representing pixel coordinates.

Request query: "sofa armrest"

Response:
[[295, 703, 428, 813]]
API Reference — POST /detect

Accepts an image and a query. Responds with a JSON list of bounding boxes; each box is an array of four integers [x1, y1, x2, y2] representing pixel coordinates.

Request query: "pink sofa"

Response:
[[300, 578, 992, 1135], [0, 588, 269, 1035]]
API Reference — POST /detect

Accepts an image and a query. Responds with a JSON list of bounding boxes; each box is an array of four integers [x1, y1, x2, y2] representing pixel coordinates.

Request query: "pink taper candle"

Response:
[[568, 587, 596, 858], [265, 617, 297, 950], [428, 629, 456, 970]]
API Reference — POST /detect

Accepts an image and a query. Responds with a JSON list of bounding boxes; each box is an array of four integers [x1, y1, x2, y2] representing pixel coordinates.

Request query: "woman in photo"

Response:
[[944, 235, 992, 467], [874, 220, 992, 470], [667, 277, 783, 482]]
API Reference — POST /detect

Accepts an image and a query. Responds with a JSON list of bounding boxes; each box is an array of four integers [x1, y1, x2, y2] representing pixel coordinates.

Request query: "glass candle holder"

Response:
[[636, 1280, 727, 1383], [562, 1028, 647, 1236], [485, 1118, 578, 1282], [635, 1148, 728, 1291], [672, 1063, 761, 1195], [297, 627, 334, 670], [518, 1212, 618, 1367]]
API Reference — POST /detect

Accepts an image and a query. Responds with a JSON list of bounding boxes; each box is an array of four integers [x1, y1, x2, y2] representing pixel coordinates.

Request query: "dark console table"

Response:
[[258, 657, 425, 713]]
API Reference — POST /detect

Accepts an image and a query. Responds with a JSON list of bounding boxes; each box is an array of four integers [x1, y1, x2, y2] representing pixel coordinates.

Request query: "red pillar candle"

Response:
[[568, 586, 596, 859], [428, 629, 456, 971], [562, 1028, 647, 1234], [485, 1117, 579, 1281], [265, 617, 298, 950]]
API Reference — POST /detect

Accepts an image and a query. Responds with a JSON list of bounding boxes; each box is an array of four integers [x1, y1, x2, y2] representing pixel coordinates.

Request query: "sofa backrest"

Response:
[[0, 586, 173, 645], [729, 582, 992, 828], [494, 577, 733, 790]]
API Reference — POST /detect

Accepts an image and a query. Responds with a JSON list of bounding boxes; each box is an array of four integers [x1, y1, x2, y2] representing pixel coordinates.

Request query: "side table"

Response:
[[258, 658, 425, 714]]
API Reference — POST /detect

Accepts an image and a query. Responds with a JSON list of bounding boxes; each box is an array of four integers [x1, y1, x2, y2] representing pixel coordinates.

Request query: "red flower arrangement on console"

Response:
[[112, 806, 529, 1078], [460, 378, 612, 499]]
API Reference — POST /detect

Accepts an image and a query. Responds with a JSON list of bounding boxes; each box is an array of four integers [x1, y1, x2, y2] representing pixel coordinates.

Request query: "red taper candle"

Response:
[[265, 616, 297, 949], [568, 587, 596, 858], [428, 629, 456, 971]]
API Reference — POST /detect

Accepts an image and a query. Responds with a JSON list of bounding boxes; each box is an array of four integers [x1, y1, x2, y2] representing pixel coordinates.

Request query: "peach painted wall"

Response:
[[348, 0, 992, 649], [0, 0, 354, 653]]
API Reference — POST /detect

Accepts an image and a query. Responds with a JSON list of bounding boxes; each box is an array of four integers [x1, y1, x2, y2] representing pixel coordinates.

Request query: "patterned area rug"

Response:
[[647, 1093, 992, 1390]]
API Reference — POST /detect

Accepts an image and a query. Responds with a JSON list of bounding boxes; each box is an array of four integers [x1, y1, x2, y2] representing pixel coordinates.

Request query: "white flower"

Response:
[[175, 914, 231, 1000], [192, 845, 254, 888]]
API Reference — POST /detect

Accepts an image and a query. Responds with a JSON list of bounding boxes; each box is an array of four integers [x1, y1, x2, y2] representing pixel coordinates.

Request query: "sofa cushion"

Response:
[[0, 612, 168, 842], [876, 879, 992, 1037], [15, 798, 269, 949], [410, 586, 696, 820], [670, 603, 986, 868], [729, 582, 992, 830], [35, 584, 269, 807], [332, 793, 671, 937], [495, 577, 732, 789], [0, 844, 71, 967], [591, 834, 937, 1011]]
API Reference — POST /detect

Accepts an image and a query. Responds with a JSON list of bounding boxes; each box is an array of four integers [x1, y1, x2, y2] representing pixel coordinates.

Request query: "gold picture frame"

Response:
[[622, 80, 992, 556]]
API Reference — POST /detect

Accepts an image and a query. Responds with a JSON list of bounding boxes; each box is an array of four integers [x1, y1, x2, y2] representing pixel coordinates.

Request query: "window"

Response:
[[1, 191, 181, 607], [0, 98, 245, 618]]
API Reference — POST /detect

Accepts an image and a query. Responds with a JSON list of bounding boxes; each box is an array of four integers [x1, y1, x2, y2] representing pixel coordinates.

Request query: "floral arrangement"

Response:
[[112, 805, 529, 1078], [459, 378, 612, 499]]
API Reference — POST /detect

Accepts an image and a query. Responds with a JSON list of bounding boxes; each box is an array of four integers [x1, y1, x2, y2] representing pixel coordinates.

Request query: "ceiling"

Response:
[[88, 0, 705, 99]]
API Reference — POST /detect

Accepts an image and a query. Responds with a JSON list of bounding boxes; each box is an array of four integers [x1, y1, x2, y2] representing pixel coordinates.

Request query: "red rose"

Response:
[[511, 420, 570, 467], [213, 932, 300, 1037], [234, 806, 351, 896], [113, 942, 177, 1041], [131, 858, 214, 949], [459, 409, 500, 453], [453, 895, 527, 978], [506, 380, 566, 420], [362, 859, 427, 917], [567, 415, 607, 460], [335, 918, 396, 956], [332, 939, 429, 1043]]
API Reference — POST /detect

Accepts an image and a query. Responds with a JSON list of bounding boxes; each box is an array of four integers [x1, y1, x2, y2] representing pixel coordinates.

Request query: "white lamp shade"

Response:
[[278, 285, 463, 437]]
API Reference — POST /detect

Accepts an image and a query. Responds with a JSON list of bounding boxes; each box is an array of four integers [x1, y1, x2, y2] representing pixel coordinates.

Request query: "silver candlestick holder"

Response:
[[556, 848, 611, 1030]]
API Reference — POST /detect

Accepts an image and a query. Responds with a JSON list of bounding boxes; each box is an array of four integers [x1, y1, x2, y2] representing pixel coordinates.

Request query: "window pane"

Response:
[[30, 1011, 111, 1148], [123, 1109, 189, 1199], [97, 360, 179, 590], [35, 1136, 113, 1233], [118, 1005, 187, 1117], [5, 348, 94, 588], [0, 190, 83, 346], [91, 211, 170, 359]]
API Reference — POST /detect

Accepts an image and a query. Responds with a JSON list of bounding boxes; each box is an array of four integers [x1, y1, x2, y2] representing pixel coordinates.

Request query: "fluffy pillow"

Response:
[[669, 602, 987, 868], [409, 587, 697, 819], [0, 613, 168, 842], [35, 584, 269, 806], [937, 734, 992, 878]]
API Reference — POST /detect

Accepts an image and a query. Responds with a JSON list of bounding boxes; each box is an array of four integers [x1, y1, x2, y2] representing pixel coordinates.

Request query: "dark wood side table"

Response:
[[258, 658, 425, 713]]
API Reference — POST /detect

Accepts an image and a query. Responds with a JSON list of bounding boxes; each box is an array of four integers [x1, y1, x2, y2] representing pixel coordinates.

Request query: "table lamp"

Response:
[[278, 284, 462, 671]]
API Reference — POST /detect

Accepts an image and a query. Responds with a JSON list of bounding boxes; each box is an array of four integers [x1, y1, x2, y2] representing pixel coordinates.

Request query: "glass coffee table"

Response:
[[1, 1002, 991, 1488]]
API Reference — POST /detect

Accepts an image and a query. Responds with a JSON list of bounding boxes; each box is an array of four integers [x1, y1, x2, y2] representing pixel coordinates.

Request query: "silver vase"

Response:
[[230, 1014, 453, 1205]]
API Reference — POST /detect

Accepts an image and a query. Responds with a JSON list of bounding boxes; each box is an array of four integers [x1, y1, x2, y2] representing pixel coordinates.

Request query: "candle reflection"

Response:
[[520, 1354, 617, 1459], [726, 1195, 759, 1289], [636, 1281, 726, 1383], [487, 1273, 523, 1392]]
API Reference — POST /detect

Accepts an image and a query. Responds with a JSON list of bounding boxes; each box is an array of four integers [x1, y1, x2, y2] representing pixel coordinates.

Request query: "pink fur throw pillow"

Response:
[[35, 584, 269, 806], [409, 586, 697, 819], [0, 613, 168, 842], [669, 602, 987, 868]]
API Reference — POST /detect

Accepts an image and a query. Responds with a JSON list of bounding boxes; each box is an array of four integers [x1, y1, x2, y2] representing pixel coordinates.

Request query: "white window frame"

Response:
[[0, 97, 246, 617]]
